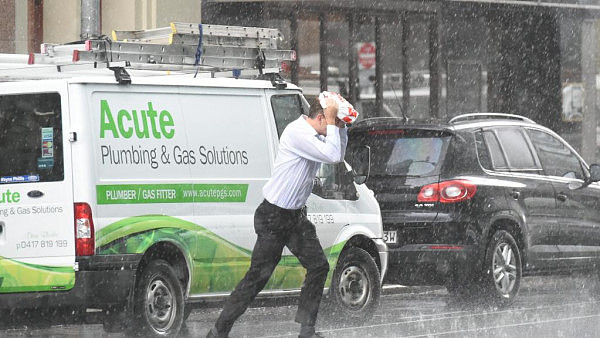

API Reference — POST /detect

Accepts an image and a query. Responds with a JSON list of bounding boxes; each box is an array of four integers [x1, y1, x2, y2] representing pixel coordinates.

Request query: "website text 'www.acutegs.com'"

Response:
[[182, 187, 244, 200]]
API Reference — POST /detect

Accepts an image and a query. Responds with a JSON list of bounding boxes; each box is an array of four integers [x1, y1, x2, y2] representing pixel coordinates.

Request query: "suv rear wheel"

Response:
[[481, 230, 522, 306]]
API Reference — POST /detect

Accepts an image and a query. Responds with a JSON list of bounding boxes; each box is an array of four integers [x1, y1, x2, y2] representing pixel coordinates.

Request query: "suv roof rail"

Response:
[[448, 113, 536, 124]]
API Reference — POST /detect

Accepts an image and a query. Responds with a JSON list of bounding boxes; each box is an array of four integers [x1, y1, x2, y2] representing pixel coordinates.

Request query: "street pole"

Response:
[[581, 19, 598, 164], [80, 0, 100, 40]]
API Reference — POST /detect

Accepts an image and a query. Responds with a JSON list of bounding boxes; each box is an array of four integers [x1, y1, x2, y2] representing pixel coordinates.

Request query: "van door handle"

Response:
[[509, 190, 520, 200], [557, 193, 568, 202], [27, 190, 44, 198]]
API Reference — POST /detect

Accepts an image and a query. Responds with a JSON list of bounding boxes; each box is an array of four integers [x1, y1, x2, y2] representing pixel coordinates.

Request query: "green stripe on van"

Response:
[[96, 215, 346, 293], [0, 257, 75, 293], [96, 183, 248, 204]]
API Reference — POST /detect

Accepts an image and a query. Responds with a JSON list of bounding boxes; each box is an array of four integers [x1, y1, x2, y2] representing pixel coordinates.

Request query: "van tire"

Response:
[[481, 230, 521, 307], [323, 247, 381, 326], [130, 259, 184, 337]]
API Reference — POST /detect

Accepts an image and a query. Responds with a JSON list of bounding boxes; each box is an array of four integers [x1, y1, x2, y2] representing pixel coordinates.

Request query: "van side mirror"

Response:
[[351, 145, 371, 185]]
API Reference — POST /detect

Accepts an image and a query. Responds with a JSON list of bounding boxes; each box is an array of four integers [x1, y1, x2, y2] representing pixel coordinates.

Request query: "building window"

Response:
[[325, 14, 349, 99], [297, 14, 321, 97]]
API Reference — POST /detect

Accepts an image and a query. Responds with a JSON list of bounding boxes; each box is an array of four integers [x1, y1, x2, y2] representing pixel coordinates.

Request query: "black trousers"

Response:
[[214, 199, 330, 335]]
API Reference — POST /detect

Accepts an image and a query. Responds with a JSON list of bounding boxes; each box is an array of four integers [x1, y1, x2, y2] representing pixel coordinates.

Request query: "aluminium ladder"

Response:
[[0, 22, 295, 83]]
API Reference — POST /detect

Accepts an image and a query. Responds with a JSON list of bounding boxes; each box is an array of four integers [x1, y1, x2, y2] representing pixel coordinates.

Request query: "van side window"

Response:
[[270, 94, 304, 138], [0, 93, 63, 183], [527, 128, 584, 179]]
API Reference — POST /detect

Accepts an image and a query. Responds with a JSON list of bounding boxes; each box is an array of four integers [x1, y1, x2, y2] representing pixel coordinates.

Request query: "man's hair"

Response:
[[308, 98, 323, 119]]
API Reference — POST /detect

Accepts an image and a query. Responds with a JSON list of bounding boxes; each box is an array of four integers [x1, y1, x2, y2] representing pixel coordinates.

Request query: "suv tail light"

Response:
[[417, 180, 477, 203], [74, 202, 95, 256]]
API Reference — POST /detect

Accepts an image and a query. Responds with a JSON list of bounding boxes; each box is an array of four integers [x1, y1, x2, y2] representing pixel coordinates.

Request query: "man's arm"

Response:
[[289, 126, 343, 164], [287, 98, 343, 163]]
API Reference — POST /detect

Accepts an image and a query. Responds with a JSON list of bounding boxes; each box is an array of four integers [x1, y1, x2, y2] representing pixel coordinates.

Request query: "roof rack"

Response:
[[0, 22, 295, 85], [449, 113, 536, 124]]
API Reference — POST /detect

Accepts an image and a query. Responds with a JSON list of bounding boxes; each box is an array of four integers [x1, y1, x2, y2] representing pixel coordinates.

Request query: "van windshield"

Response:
[[0, 93, 63, 184], [352, 130, 450, 177]]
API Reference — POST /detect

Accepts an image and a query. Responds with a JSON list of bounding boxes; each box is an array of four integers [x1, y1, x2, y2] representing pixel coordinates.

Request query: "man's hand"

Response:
[[335, 118, 347, 128], [323, 98, 339, 125]]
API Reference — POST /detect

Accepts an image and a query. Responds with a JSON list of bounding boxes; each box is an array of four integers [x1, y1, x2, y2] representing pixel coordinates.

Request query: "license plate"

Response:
[[383, 230, 397, 244]]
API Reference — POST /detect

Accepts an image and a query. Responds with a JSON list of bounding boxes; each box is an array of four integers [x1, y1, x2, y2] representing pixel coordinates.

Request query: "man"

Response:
[[207, 96, 348, 338]]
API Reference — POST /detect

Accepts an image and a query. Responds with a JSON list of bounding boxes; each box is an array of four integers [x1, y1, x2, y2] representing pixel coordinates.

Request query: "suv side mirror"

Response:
[[589, 164, 600, 182], [569, 163, 600, 190], [351, 145, 371, 185]]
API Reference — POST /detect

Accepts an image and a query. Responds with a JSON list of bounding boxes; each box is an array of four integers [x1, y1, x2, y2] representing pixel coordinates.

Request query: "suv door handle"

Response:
[[557, 193, 568, 202], [509, 190, 521, 200]]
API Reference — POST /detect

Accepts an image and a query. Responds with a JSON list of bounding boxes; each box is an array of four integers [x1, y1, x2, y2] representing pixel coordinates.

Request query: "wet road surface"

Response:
[[2, 274, 600, 337]]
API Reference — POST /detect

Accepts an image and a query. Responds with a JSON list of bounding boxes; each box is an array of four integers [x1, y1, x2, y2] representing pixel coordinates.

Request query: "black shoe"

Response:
[[298, 332, 325, 338], [206, 327, 230, 338]]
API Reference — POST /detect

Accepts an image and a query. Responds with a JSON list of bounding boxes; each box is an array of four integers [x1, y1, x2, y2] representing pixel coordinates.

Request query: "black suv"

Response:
[[347, 113, 600, 305]]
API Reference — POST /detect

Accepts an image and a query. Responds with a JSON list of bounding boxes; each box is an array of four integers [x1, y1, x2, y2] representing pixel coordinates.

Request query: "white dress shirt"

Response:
[[263, 115, 348, 210]]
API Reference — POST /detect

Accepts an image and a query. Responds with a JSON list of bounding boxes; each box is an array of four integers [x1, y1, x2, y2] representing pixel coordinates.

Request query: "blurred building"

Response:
[[0, 0, 202, 54], [1, 0, 600, 162], [201, 0, 600, 162]]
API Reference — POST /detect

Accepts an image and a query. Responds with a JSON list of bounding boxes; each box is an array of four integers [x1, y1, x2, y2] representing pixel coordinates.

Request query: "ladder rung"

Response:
[[82, 40, 293, 65], [176, 34, 277, 49], [77, 50, 285, 69], [112, 23, 281, 47], [172, 23, 281, 39], [41, 43, 86, 56], [89, 40, 281, 56], [112, 26, 173, 42], [109, 33, 277, 50]]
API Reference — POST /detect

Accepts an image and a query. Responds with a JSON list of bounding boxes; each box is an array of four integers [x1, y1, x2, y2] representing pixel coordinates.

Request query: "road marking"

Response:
[[399, 313, 600, 337]]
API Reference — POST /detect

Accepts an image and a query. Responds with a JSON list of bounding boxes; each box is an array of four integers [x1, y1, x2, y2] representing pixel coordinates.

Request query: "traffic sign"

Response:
[[358, 42, 376, 69]]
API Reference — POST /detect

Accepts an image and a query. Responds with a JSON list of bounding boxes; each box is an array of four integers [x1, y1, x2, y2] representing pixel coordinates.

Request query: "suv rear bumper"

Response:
[[384, 244, 479, 285], [0, 254, 141, 310]]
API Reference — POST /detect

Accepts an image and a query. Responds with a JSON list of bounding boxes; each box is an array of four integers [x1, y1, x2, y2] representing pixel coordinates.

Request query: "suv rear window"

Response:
[[352, 129, 450, 176], [0, 93, 63, 184]]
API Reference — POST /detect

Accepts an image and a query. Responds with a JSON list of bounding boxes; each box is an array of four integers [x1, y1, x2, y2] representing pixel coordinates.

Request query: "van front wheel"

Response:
[[324, 247, 381, 326], [130, 259, 184, 337]]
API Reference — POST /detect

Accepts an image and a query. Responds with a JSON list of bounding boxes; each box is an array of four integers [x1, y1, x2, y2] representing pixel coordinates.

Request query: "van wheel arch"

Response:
[[343, 235, 382, 272], [136, 242, 190, 297]]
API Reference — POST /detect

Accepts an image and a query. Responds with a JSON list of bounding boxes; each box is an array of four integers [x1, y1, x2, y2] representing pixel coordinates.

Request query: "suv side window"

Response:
[[527, 128, 585, 179], [495, 127, 539, 171], [476, 130, 507, 170], [476, 127, 540, 173]]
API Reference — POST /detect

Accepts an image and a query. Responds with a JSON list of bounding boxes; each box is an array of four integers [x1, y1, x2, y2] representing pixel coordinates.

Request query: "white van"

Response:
[[0, 70, 387, 335]]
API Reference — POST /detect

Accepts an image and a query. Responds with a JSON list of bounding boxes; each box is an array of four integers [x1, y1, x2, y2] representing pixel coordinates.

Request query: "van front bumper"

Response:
[[372, 238, 389, 284], [0, 254, 141, 310], [384, 244, 479, 286]]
